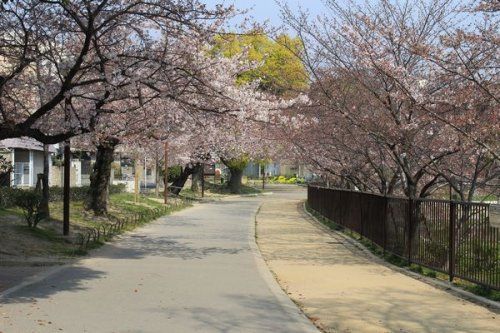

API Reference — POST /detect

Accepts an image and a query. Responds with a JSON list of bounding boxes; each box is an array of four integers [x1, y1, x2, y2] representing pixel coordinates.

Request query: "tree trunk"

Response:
[[39, 144, 50, 218], [227, 167, 244, 194], [191, 164, 203, 193], [170, 164, 198, 195], [88, 137, 119, 215]]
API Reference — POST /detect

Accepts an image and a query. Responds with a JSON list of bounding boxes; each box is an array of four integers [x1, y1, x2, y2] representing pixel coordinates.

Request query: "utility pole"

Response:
[[63, 141, 71, 236], [164, 142, 168, 204]]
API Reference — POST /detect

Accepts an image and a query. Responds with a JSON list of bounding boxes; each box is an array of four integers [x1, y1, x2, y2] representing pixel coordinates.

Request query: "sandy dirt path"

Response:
[[256, 186, 499, 333]]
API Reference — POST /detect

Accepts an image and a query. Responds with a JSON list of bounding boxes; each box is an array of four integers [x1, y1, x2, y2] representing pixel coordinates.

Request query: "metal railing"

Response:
[[307, 186, 500, 290]]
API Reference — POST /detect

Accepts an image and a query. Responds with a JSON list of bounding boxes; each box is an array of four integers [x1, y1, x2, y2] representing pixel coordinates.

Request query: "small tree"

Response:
[[14, 190, 44, 228]]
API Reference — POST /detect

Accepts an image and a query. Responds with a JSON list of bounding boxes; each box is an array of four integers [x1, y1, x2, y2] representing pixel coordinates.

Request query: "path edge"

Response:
[[249, 203, 320, 333]]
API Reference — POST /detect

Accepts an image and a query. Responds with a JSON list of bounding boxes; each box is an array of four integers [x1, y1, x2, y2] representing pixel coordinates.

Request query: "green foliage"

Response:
[[269, 175, 305, 184], [409, 264, 424, 274], [421, 238, 448, 267], [425, 270, 437, 278], [0, 186, 21, 209], [222, 156, 249, 171], [462, 284, 500, 302], [205, 182, 261, 195], [49, 184, 126, 202], [457, 240, 498, 274], [211, 32, 309, 96], [14, 190, 44, 228], [168, 165, 182, 180], [157, 164, 182, 181]]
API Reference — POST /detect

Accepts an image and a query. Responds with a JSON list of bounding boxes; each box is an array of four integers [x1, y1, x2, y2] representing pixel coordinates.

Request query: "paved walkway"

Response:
[[0, 195, 317, 333], [256, 188, 499, 333]]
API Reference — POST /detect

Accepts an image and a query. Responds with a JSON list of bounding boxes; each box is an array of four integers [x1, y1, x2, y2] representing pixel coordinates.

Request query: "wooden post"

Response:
[[63, 141, 71, 236], [144, 156, 147, 192], [164, 142, 168, 205], [201, 164, 205, 198], [134, 158, 140, 203], [155, 152, 159, 198]]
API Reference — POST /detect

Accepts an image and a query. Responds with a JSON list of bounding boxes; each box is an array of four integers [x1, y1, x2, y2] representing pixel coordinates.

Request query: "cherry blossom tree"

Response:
[[0, 0, 235, 143], [279, 0, 498, 198]]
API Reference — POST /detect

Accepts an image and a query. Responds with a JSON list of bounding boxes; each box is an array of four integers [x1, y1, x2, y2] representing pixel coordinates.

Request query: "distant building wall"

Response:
[[50, 165, 78, 187]]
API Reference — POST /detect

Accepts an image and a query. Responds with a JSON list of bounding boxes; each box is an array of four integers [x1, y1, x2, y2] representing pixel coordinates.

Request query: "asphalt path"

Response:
[[0, 188, 318, 333]]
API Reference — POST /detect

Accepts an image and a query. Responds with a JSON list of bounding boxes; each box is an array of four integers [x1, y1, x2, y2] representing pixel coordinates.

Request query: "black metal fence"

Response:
[[307, 186, 500, 290]]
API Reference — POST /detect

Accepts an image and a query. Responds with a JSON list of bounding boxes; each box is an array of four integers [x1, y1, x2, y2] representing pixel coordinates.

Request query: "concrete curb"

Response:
[[302, 202, 500, 312], [250, 203, 320, 333]]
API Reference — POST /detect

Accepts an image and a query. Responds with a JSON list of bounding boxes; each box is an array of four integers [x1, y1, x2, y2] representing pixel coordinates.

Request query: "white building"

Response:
[[0, 138, 56, 187]]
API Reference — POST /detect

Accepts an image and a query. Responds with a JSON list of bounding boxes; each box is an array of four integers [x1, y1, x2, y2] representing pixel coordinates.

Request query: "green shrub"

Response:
[[109, 183, 126, 195], [277, 176, 287, 184], [0, 186, 21, 209], [49, 184, 126, 202], [457, 240, 498, 274], [425, 270, 437, 278], [168, 165, 182, 180], [269, 176, 305, 184], [410, 264, 424, 274], [14, 190, 44, 228], [49, 186, 88, 202]]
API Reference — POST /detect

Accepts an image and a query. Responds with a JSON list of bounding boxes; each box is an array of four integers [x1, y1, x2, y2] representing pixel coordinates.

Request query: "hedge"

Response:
[[0, 184, 127, 208], [49, 184, 126, 202]]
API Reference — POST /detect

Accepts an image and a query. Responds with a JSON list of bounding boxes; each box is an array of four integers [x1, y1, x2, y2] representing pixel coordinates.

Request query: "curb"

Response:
[[250, 203, 320, 333], [302, 202, 500, 312]]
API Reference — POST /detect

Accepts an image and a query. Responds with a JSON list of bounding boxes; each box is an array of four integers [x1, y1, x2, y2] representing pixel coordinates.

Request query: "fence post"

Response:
[[449, 202, 456, 282], [359, 194, 364, 241], [407, 198, 413, 265], [383, 196, 388, 255]]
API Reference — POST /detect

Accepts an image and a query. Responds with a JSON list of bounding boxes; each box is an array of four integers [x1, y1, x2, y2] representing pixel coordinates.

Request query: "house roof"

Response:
[[0, 138, 57, 153]]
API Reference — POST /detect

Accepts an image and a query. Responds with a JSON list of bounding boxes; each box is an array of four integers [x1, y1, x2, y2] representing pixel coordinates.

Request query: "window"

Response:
[[14, 162, 30, 186]]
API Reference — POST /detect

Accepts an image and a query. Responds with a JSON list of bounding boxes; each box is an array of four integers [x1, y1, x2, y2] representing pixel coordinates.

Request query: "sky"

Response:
[[203, 0, 328, 29]]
